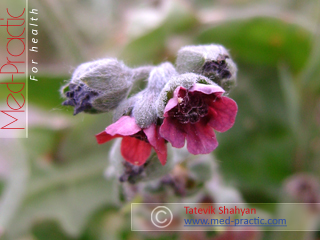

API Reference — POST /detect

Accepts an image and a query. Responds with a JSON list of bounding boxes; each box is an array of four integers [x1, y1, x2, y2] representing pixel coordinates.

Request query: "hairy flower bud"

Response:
[[61, 58, 153, 115], [175, 44, 237, 92], [132, 62, 178, 128]]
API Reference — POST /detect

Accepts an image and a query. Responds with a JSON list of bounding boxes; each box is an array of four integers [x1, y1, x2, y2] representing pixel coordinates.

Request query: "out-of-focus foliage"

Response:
[[0, 0, 320, 239]]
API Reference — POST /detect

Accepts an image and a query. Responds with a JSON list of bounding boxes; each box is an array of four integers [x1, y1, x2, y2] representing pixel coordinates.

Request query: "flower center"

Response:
[[173, 91, 208, 124], [131, 131, 149, 143]]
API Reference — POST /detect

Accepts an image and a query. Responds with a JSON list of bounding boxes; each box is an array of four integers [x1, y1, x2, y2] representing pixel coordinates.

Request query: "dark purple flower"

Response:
[[96, 116, 167, 166], [159, 83, 237, 154]]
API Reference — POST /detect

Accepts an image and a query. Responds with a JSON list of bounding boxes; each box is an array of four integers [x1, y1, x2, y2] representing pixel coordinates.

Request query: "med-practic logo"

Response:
[[0, 8, 27, 138], [150, 206, 173, 229]]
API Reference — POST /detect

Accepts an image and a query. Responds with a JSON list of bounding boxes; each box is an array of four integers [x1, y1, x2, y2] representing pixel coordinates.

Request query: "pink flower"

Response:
[[96, 116, 167, 166], [159, 83, 237, 154]]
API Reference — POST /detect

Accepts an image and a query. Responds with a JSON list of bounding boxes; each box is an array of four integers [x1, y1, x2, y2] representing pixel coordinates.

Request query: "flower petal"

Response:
[[163, 98, 179, 117], [189, 83, 224, 95], [144, 124, 167, 165], [208, 96, 238, 132], [96, 131, 120, 144], [105, 116, 141, 136], [185, 120, 218, 154], [121, 136, 152, 166], [160, 117, 186, 148]]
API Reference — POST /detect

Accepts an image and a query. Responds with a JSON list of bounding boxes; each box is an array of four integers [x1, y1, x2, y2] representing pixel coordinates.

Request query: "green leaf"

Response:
[[3, 151, 115, 239], [300, 27, 320, 93], [32, 221, 76, 240], [214, 64, 295, 202], [196, 17, 312, 73], [1, 113, 116, 239], [278, 64, 300, 134], [120, 26, 168, 66], [81, 206, 130, 240], [120, 0, 198, 66], [0, 141, 28, 236]]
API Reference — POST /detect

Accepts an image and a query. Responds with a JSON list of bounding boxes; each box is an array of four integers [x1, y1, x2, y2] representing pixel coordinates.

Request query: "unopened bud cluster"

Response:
[[61, 44, 236, 119]]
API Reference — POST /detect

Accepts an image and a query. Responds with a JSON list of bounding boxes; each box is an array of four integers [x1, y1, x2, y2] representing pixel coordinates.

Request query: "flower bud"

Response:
[[133, 62, 177, 128], [61, 59, 153, 115], [175, 44, 237, 92], [111, 62, 176, 128]]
